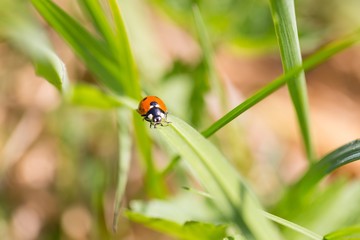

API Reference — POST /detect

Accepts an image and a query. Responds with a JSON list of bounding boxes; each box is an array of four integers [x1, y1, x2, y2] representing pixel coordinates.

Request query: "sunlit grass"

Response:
[[1, 0, 360, 239]]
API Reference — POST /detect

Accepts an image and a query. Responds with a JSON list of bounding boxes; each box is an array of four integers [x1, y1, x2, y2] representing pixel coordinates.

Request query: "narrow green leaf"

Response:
[[192, 5, 228, 126], [34, 52, 69, 92], [131, 115, 166, 198], [126, 211, 228, 240], [105, 0, 160, 197], [113, 109, 132, 232], [201, 29, 360, 138], [269, 0, 315, 162], [192, 5, 214, 85], [158, 115, 282, 240], [294, 139, 360, 197], [161, 155, 181, 177], [0, 0, 68, 92], [263, 211, 322, 240], [108, 0, 141, 99], [324, 225, 360, 240], [31, 0, 124, 94], [78, 0, 114, 43]]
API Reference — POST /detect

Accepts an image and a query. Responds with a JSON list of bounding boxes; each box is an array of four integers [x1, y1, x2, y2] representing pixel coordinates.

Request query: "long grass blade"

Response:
[[201, 29, 360, 138], [113, 109, 132, 232], [263, 211, 322, 240], [31, 0, 124, 94], [0, 0, 68, 92], [158, 115, 282, 240], [269, 0, 315, 162], [293, 139, 360, 197]]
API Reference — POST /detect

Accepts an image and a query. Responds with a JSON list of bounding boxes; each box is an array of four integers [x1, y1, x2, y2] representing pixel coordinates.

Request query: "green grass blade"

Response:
[[276, 139, 360, 218], [269, 0, 315, 162], [108, 0, 141, 99], [293, 139, 360, 197], [132, 114, 167, 198], [78, 0, 140, 98], [263, 211, 322, 240], [31, 0, 124, 94], [201, 29, 360, 138], [77, 0, 114, 42], [113, 108, 132, 232], [192, 5, 215, 87], [0, 0, 68, 92], [158, 115, 282, 240], [192, 5, 229, 126], [324, 225, 360, 240], [105, 0, 161, 196], [34, 52, 69, 92]]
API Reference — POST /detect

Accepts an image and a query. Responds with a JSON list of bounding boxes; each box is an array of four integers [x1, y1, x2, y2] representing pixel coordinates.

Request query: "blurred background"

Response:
[[1, 0, 360, 239]]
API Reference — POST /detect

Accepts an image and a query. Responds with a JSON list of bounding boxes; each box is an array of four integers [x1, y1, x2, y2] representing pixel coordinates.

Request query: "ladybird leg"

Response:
[[166, 113, 170, 122], [164, 113, 171, 125]]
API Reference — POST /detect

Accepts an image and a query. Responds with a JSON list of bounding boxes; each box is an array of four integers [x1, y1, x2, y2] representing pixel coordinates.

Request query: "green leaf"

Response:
[[107, 0, 141, 99], [34, 52, 69, 92], [113, 109, 133, 232], [126, 211, 228, 240], [293, 139, 360, 198], [263, 211, 322, 240], [269, 0, 314, 162], [31, 0, 124, 94], [157, 115, 282, 240], [324, 225, 360, 240], [201, 29, 360, 138], [0, 0, 68, 92], [77, 0, 141, 98], [191, 5, 226, 127]]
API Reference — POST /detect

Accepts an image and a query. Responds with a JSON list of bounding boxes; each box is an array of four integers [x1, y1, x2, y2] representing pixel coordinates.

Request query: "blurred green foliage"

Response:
[[1, 0, 360, 239]]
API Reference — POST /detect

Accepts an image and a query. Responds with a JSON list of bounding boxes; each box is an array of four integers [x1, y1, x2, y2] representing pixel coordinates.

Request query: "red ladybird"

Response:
[[137, 96, 170, 128]]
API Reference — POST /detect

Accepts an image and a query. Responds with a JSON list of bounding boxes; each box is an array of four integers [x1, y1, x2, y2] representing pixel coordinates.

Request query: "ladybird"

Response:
[[137, 96, 170, 128]]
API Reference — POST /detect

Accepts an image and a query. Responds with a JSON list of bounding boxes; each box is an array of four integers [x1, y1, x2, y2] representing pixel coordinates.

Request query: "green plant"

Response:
[[1, 0, 360, 239]]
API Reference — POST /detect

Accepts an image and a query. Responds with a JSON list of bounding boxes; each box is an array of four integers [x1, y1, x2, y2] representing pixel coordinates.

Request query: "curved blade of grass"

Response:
[[263, 211, 322, 240], [269, 0, 315, 162], [78, 0, 114, 43], [293, 139, 360, 197], [112, 108, 132, 232], [108, 0, 163, 196], [104, 0, 162, 196], [158, 115, 282, 240], [192, 4, 218, 92], [201, 29, 360, 138], [0, 0, 68, 92], [324, 225, 360, 240], [107, 0, 141, 99], [78, 0, 140, 98], [31, 0, 124, 95], [34, 51, 69, 92]]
